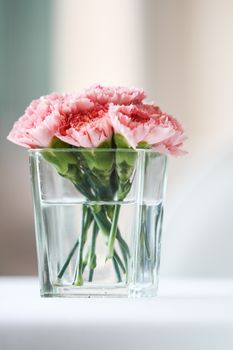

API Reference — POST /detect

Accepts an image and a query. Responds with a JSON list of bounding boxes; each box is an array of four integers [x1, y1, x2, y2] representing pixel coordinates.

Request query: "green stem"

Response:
[[143, 205, 151, 260], [92, 207, 129, 260], [88, 222, 99, 281], [113, 250, 126, 274], [97, 208, 129, 258], [90, 207, 125, 281], [93, 205, 130, 273], [58, 238, 79, 279], [112, 256, 122, 282], [88, 264, 94, 282], [116, 234, 129, 279], [82, 250, 90, 274], [73, 206, 91, 286], [103, 205, 130, 263], [58, 206, 93, 280], [107, 204, 120, 259]]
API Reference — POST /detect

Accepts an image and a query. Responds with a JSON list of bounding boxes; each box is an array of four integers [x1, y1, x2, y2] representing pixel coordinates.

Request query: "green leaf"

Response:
[[114, 133, 130, 149], [42, 137, 77, 176], [81, 139, 114, 187], [49, 136, 71, 149], [97, 139, 112, 149], [111, 134, 136, 199], [137, 141, 151, 149]]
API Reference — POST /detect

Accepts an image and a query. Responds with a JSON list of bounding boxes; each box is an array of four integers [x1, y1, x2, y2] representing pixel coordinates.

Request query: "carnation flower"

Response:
[[84, 84, 145, 105], [108, 104, 175, 149], [151, 114, 187, 156], [56, 98, 113, 148], [7, 85, 186, 155], [7, 93, 66, 148]]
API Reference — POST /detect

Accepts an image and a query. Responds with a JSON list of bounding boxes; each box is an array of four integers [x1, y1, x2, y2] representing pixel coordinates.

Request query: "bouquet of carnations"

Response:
[[7, 85, 186, 287]]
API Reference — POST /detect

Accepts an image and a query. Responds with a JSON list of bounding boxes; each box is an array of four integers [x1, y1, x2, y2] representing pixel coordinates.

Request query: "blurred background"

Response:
[[1, 0, 233, 277]]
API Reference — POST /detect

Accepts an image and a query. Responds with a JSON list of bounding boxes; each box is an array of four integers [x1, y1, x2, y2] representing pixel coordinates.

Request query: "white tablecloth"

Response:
[[1, 278, 233, 350]]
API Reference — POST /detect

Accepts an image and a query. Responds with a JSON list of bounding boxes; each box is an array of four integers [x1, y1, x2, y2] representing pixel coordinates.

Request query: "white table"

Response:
[[1, 278, 233, 350]]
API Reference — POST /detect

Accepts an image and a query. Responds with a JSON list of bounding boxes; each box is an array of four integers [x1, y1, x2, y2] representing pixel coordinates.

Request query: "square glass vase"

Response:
[[29, 148, 167, 298]]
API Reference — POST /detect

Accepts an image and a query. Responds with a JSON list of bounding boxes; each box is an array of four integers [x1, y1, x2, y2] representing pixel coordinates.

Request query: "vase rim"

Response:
[[28, 148, 167, 157]]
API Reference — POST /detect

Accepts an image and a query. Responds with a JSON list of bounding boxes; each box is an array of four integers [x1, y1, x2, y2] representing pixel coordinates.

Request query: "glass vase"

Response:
[[29, 148, 167, 297]]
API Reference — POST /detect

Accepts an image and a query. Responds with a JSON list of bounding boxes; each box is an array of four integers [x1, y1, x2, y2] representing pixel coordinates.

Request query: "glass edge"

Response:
[[28, 148, 168, 157]]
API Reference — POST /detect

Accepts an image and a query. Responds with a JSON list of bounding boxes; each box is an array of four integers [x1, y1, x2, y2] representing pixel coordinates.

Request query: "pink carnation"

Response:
[[109, 104, 175, 149], [7, 93, 66, 148], [152, 115, 187, 156], [84, 84, 145, 105], [7, 85, 186, 155], [56, 98, 113, 148]]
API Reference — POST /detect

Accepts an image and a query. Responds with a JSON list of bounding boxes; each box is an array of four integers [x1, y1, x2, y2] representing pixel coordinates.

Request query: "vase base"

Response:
[[40, 283, 128, 298], [40, 282, 158, 298], [129, 284, 158, 298]]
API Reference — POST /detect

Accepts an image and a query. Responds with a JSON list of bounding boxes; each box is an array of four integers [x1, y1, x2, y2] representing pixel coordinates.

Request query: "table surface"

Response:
[[1, 278, 233, 350]]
